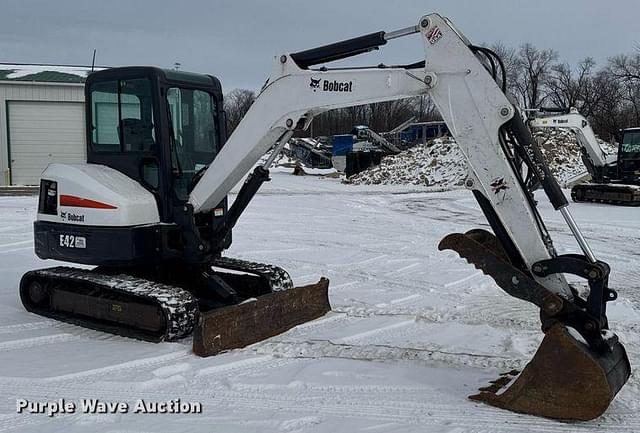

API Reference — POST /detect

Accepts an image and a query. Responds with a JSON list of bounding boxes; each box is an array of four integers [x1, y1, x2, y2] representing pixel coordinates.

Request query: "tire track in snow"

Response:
[[0, 321, 54, 335], [43, 349, 192, 383], [0, 414, 42, 433], [332, 301, 539, 331], [0, 239, 32, 251], [194, 355, 297, 379], [0, 223, 31, 234], [252, 339, 520, 371], [0, 333, 80, 352], [1, 373, 637, 432]]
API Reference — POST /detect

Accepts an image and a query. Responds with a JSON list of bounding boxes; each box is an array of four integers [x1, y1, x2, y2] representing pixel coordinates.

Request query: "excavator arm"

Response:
[[191, 13, 575, 298], [189, 13, 629, 420], [528, 107, 616, 179]]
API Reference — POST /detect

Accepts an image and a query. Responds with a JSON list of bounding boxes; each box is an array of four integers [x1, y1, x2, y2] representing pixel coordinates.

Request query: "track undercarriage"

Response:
[[20, 257, 331, 354], [572, 183, 640, 206]]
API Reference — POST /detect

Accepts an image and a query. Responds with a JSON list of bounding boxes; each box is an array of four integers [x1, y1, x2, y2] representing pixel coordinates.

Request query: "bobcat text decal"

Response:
[[310, 78, 353, 92]]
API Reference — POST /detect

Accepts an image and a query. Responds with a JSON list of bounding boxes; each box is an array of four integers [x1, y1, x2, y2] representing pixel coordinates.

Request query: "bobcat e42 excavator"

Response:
[[20, 13, 630, 421], [528, 107, 640, 205]]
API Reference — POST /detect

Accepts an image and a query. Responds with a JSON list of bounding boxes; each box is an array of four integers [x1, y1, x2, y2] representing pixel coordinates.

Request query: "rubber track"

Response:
[[22, 267, 198, 341], [572, 183, 640, 206], [212, 256, 294, 291]]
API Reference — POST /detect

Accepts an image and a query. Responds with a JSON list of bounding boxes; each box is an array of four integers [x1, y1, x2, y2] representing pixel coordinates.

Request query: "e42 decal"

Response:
[[59, 234, 86, 249]]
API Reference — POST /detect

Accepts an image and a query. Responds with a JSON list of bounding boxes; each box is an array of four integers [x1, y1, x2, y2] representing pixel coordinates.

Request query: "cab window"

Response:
[[90, 78, 156, 152], [166, 87, 219, 200]]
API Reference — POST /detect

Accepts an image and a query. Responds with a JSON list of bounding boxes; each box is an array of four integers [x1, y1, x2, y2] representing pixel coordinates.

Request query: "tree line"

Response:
[[225, 43, 640, 142]]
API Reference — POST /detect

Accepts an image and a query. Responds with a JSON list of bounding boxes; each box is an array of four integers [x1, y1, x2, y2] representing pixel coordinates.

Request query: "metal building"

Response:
[[0, 64, 91, 186]]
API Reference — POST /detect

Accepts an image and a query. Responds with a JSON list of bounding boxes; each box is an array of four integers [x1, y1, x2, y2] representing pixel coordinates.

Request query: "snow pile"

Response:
[[533, 128, 616, 184], [347, 137, 467, 187], [347, 130, 617, 188]]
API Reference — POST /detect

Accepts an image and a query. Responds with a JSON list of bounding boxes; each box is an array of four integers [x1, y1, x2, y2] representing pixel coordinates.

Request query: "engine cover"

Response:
[[34, 163, 163, 266], [37, 163, 160, 227]]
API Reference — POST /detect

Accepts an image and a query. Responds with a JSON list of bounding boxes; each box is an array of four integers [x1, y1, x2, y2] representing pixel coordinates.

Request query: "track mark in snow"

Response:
[[0, 239, 32, 250], [152, 362, 191, 378], [1, 373, 639, 432], [279, 416, 323, 432], [0, 414, 41, 432], [253, 339, 518, 371], [384, 262, 421, 276], [44, 349, 191, 382], [331, 281, 360, 290], [0, 246, 35, 254], [0, 223, 31, 233], [0, 320, 53, 335], [196, 355, 276, 377], [0, 333, 78, 352], [374, 293, 421, 307], [284, 312, 346, 331], [336, 320, 415, 344], [327, 254, 388, 268], [443, 270, 483, 288]]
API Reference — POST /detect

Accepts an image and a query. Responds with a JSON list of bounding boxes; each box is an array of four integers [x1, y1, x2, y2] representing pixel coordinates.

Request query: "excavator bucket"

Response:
[[471, 323, 630, 420], [439, 229, 631, 420], [193, 278, 330, 356]]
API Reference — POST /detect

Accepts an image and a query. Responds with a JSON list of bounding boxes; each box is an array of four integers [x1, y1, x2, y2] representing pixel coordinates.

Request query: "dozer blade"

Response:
[[471, 323, 630, 421], [193, 278, 330, 356]]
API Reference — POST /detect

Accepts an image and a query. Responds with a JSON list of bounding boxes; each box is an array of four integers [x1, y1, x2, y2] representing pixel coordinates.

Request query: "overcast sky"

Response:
[[1, 0, 637, 91]]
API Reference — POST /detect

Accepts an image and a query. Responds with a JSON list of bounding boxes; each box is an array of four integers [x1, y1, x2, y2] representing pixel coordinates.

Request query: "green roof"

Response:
[[0, 64, 95, 83], [11, 71, 85, 83]]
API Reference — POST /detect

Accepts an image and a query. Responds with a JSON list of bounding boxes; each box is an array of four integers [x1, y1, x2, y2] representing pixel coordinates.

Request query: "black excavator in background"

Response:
[[528, 107, 640, 205]]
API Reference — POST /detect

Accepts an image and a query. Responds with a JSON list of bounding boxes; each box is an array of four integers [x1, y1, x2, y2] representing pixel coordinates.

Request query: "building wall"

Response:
[[0, 81, 85, 185]]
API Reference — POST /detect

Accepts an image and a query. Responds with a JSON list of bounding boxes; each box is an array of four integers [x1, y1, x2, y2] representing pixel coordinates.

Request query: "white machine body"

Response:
[[37, 163, 160, 227]]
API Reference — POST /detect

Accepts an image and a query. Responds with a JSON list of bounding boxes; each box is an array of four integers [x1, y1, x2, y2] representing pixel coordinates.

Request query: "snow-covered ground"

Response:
[[1, 173, 639, 432]]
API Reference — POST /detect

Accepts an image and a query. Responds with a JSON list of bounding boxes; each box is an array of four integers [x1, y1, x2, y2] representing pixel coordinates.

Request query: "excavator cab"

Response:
[[85, 67, 231, 252], [21, 66, 330, 350], [618, 128, 640, 184]]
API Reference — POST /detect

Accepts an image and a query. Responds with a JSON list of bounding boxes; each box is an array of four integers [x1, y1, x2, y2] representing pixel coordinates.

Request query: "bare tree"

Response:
[[224, 89, 256, 134], [514, 43, 558, 108], [490, 42, 519, 99], [609, 54, 640, 126], [610, 53, 640, 82], [588, 69, 627, 141], [546, 57, 596, 111]]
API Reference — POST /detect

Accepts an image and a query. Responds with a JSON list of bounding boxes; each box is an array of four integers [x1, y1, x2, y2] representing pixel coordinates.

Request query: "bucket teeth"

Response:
[[439, 231, 561, 310], [470, 324, 630, 421], [476, 374, 516, 393]]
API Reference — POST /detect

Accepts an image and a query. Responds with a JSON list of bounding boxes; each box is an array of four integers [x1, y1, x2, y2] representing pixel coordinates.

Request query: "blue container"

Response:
[[331, 134, 355, 156]]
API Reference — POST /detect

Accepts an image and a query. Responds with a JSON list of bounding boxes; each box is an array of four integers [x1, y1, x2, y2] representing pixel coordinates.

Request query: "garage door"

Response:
[[8, 101, 85, 185]]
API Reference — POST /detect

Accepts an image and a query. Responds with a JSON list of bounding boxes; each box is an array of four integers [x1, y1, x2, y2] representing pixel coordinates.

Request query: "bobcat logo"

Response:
[[490, 177, 509, 194], [310, 77, 321, 91]]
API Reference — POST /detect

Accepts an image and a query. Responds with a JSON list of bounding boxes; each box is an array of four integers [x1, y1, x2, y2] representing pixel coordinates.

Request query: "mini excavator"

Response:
[[528, 107, 640, 205], [20, 13, 630, 421]]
